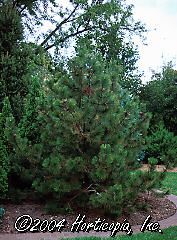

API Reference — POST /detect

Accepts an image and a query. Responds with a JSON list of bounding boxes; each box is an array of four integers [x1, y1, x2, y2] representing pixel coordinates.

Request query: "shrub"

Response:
[[146, 124, 177, 168]]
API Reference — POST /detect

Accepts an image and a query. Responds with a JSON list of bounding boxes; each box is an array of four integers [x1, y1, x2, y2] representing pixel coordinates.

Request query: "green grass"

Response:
[[65, 226, 177, 239], [161, 172, 177, 196]]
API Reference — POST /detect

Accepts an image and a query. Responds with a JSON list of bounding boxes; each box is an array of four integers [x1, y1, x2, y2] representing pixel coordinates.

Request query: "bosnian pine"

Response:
[[33, 44, 158, 215]]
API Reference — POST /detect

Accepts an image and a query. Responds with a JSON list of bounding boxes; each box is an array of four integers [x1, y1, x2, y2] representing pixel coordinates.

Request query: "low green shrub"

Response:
[[146, 124, 177, 168]]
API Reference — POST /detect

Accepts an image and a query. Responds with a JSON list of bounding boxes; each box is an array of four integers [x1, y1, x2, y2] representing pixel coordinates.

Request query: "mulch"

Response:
[[1, 164, 177, 235], [0, 191, 176, 234]]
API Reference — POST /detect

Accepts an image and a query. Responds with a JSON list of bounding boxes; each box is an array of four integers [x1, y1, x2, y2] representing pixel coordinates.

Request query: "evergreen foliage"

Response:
[[3, 74, 45, 196], [146, 124, 177, 168], [0, 0, 167, 217], [0, 3, 26, 120], [140, 63, 177, 135], [0, 97, 13, 198], [30, 45, 158, 216], [0, 2, 48, 122]]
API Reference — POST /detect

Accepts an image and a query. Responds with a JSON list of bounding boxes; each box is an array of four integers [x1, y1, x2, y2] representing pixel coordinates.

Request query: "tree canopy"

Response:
[[0, 0, 146, 94], [140, 62, 177, 135]]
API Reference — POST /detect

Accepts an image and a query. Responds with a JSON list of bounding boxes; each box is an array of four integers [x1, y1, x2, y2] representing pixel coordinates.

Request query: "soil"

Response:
[[0, 191, 176, 234]]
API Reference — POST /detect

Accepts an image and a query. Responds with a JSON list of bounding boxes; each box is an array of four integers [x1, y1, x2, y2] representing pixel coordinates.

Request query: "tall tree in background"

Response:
[[0, 2, 25, 120], [0, 1, 53, 121], [0, 0, 146, 94], [0, 1, 52, 196], [0, 2, 35, 121], [140, 62, 177, 135]]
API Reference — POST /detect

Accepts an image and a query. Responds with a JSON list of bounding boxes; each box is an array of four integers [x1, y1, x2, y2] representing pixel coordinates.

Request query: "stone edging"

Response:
[[0, 194, 177, 240]]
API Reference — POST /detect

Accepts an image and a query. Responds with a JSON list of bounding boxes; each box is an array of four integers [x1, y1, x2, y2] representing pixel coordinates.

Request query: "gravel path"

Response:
[[0, 194, 177, 240]]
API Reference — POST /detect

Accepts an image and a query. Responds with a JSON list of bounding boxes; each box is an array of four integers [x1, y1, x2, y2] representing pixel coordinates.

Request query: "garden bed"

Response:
[[0, 191, 176, 234]]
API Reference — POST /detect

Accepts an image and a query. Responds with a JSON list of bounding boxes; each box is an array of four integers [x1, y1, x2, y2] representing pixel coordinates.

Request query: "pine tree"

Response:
[[32, 44, 157, 216]]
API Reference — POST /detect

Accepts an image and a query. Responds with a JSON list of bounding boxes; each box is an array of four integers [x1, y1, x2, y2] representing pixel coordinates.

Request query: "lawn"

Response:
[[161, 172, 177, 196], [65, 226, 177, 240]]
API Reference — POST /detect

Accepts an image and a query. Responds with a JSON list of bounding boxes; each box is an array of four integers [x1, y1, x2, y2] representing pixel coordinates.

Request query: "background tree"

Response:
[[140, 62, 177, 135], [0, 1, 53, 121], [0, 2, 26, 121], [139, 63, 177, 167], [0, 1, 53, 198], [0, 0, 146, 94]]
